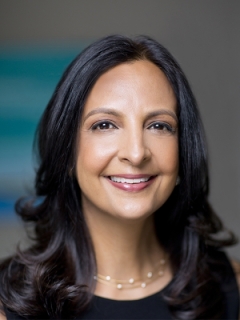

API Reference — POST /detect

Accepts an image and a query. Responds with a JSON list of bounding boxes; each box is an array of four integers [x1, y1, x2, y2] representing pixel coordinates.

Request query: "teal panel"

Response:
[[0, 44, 84, 219]]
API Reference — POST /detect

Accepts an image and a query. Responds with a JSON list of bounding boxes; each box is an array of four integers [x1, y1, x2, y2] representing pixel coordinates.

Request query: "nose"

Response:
[[118, 128, 151, 166]]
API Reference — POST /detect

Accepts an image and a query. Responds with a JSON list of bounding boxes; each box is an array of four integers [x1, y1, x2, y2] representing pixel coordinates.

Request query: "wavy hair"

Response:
[[0, 35, 236, 319]]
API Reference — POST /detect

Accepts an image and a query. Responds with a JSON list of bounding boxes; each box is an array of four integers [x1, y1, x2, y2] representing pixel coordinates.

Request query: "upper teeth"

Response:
[[110, 177, 150, 184]]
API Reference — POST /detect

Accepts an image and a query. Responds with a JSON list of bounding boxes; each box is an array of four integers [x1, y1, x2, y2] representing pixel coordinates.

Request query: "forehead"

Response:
[[83, 60, 177, 116]]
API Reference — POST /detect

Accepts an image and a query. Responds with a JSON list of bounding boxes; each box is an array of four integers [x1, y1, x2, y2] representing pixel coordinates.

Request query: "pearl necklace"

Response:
[[94, 258, 166, 290]]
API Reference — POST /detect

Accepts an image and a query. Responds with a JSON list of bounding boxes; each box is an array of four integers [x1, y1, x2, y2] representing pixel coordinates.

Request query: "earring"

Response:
[[176, 176, 180, 186]]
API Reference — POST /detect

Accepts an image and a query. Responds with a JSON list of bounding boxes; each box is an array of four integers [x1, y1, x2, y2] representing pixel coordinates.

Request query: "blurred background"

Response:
[[0, 0, 239, 259]]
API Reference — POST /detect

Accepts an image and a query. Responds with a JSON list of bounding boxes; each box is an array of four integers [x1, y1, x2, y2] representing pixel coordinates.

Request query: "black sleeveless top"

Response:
[[4, 251, 239, 319]]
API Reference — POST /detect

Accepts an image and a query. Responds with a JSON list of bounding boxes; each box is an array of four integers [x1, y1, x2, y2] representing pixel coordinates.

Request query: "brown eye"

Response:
[[91, 121, 117, 131], [148, 122, 174, 133]]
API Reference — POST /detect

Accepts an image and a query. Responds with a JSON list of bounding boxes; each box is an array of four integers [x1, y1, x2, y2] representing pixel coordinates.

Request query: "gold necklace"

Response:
[[94, 258, 166, 290]]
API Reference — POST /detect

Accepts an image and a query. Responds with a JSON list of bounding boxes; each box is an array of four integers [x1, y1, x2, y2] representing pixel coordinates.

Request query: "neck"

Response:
[[83, 208, 173, 300], [84, 210, 164, 280]]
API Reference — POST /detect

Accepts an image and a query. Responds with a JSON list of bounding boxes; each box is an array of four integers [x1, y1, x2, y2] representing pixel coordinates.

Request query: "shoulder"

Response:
[[231, 259, 240, 289], [0, 304, 6, 320], [0, 313, 6, 320]]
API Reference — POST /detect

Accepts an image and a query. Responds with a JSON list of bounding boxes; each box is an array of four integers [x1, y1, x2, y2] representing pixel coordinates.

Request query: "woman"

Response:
[[0, 35, 239, 319]]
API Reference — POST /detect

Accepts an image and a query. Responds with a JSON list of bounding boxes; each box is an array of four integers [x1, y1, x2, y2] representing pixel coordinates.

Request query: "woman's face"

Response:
[[76, 60, 178, 221]]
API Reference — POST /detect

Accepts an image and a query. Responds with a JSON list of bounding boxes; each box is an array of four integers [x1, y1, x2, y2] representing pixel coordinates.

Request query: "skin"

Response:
[[1, 60, 239, 318], [77, 60, 179, 223], [76, 60, 178, 299], [75, 60, 240, 302]]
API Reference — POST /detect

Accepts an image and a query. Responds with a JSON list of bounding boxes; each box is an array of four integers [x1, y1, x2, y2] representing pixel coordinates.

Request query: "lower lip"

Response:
[[106, 177, 156, 192]]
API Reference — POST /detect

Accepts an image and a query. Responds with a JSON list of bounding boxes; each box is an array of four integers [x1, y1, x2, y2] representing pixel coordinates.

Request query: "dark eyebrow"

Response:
[[83, 108, 178, 122], [83, 108, 121, 122], [146, 110, 178, 122]]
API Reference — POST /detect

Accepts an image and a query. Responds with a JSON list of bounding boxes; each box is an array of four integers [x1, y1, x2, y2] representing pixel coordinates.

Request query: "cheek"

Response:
[[76, 135, 117, 177], [152, 138, 179, 173], [165, 143, 178, 170]]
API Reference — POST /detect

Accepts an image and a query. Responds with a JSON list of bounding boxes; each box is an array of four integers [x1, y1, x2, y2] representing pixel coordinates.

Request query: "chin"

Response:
[[110, 204, 158, 222]]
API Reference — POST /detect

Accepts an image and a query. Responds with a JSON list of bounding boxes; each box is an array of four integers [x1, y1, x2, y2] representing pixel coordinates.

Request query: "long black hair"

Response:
[[0, 35, 236, 319]]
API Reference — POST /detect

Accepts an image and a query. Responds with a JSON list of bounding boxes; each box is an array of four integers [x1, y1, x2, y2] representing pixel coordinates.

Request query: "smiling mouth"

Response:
[[108, 176, 155, 184]]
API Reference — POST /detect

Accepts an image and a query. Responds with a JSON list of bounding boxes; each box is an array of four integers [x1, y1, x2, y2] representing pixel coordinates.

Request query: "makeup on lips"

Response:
[[106, 174, 157, 192]]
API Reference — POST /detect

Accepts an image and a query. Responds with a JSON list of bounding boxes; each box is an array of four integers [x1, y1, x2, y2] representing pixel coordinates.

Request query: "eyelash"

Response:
[[90, 120, 176, 134], [91, 121, 118, 131], [147, 122, 176, 134]]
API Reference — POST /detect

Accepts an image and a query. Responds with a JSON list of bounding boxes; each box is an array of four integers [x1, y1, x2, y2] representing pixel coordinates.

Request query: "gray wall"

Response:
[[0, 0, 239, 258]]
